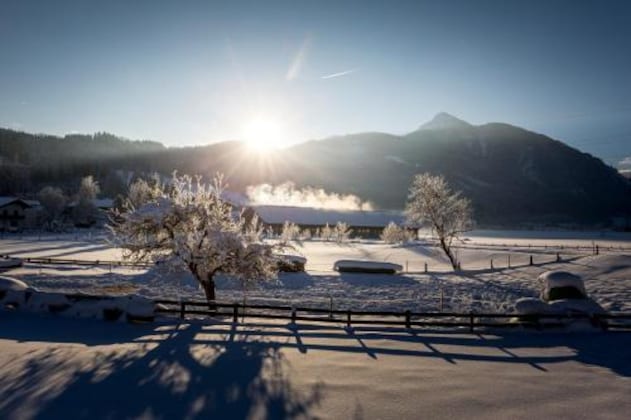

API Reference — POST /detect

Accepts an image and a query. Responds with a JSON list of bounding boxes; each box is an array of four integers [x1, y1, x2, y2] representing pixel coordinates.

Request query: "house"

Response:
[[0, 197, 40, 231], [246, 205, 415, 238]]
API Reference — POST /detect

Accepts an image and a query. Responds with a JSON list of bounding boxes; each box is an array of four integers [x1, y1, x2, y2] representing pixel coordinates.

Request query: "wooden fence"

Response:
[[0, 254, 153, 268], [154, 299, 631, 331]]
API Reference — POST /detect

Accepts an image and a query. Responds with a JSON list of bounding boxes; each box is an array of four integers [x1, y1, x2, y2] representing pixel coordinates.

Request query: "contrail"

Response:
[[286, 36, 312, 81], [321, 68, 358, 79]]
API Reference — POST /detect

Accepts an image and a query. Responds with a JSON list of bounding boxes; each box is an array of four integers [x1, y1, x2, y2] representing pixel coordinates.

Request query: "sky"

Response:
[[1, 0, 630, 165]]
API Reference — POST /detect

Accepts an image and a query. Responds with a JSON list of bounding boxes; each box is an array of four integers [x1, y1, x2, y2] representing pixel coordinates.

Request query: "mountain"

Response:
[[418, 112, 473, 131], [273, 114, 631, 225], [1, 114, 630, 226]]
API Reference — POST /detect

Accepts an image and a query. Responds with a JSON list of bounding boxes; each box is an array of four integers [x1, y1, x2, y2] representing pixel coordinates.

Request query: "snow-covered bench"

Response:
[[333, 260, 403, 274]]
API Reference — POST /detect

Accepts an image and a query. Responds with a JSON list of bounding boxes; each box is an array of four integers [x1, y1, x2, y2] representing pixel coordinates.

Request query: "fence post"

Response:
[[405, 310, 411, 329], [556, 252, 561, 262], [180, 302, 186, 319], [529, 255, 533, 266], [596, 245, 599, 255], [347, 310, 352, 328], [507, 255, 511, 268], [424, 262, 428, 273], [405, 260, 408, 273], [469, 312, 474, 333], [233, 303, 239, 323], [291, 308, 297, 324], [490, 258, 493, 270]]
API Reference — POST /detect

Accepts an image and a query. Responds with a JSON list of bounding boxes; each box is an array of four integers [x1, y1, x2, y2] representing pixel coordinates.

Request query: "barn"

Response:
[[246, 205, 414, 238]]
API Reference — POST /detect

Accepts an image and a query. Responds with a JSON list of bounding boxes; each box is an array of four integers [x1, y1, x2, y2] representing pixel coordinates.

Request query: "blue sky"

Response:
[[1, 0, 630, 164]]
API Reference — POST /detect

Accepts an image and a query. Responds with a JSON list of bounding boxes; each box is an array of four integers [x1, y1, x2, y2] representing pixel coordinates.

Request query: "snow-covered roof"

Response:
[[0, 196, 39, 208], [251, 205, 410, 228], [93, 198, 114, 209], [67, 198, 115, 209]]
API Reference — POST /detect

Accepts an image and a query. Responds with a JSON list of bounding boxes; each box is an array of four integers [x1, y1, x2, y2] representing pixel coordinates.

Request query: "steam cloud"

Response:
[[246, 182, 374, 211]]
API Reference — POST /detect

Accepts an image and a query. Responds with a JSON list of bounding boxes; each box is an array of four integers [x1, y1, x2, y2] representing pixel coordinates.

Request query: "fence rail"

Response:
[[0, 254, 153, 268], [153, 298, 631, 331]]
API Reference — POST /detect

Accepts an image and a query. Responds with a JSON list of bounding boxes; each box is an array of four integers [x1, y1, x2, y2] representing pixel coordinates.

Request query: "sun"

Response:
[[242, 116, 286, 152]]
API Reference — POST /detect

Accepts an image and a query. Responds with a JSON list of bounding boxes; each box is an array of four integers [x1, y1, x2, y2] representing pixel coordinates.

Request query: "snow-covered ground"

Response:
[[1, 232, 630, 312], [0, 313, 630, 420]]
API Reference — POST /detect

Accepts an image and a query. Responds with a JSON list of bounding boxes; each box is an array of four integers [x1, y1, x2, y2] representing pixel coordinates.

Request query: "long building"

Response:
[[246, 205, 413, 238]]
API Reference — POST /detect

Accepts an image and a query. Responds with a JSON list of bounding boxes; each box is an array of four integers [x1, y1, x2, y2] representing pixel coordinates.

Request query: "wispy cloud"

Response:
[[321, 68, 358, 79], [619, 156, 631, 166]]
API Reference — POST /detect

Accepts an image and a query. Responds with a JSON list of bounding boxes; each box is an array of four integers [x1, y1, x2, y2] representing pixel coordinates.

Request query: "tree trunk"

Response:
[[201, 275, 217, 311], [439, 237, 458, 270]]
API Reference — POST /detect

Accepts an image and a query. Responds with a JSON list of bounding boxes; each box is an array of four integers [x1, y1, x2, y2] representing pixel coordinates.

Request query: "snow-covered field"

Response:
[[1, 231, 631, 419], [1, 231, 630, 312], [0, 313, 630, 420]]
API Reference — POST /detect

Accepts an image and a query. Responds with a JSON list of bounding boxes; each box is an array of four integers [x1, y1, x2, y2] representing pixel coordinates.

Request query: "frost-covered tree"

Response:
[[109, 173, 279, 304], [406, 173, 473, 270], [381, 222, 412, 244], [38, 186, 67, 228], [280, 221, 300, 242], [321, 223, 333, 241], [300, 228, 312, 241], [73, 176, 101, 226], [333, 221, 352, 243], [127, 175, 161, 209]]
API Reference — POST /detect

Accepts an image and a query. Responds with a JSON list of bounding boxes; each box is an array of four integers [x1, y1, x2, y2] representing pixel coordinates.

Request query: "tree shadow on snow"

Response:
[[0, 314, 322, 420], [1, 313, 631, 420]]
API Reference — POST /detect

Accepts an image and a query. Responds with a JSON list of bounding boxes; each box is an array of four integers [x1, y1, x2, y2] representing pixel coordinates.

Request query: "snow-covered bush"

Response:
[[381, 222, 413, 244], [321, 224, 333, 241], [333, 222, 352, 243], [300, 228, 312, 241], [280, 221, 300, 242], [109, 172, 280, 304], [127, 175, 161, 210]]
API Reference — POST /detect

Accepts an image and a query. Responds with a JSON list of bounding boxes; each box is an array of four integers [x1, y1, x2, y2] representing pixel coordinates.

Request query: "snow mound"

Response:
[[0, 276, 28, 292], [514, 297, 549, 314], [334, 260, 403, 274], [547, 298, 606, 316], [25, 292, 71, 313]]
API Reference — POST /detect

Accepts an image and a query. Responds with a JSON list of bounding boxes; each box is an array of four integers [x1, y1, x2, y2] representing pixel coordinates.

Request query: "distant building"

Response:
[[246, 205, 415, 238], [66, 198, 116, 227], [0, 197, 40, 231]]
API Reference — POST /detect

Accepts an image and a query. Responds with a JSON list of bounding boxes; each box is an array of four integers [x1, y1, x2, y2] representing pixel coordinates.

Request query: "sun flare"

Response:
[[242, 116, 286, 152]]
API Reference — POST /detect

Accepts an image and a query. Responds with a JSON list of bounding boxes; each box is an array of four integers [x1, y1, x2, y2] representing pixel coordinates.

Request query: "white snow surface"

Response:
[[0, 231, 630, 312], [0, 313, 630, 419]]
